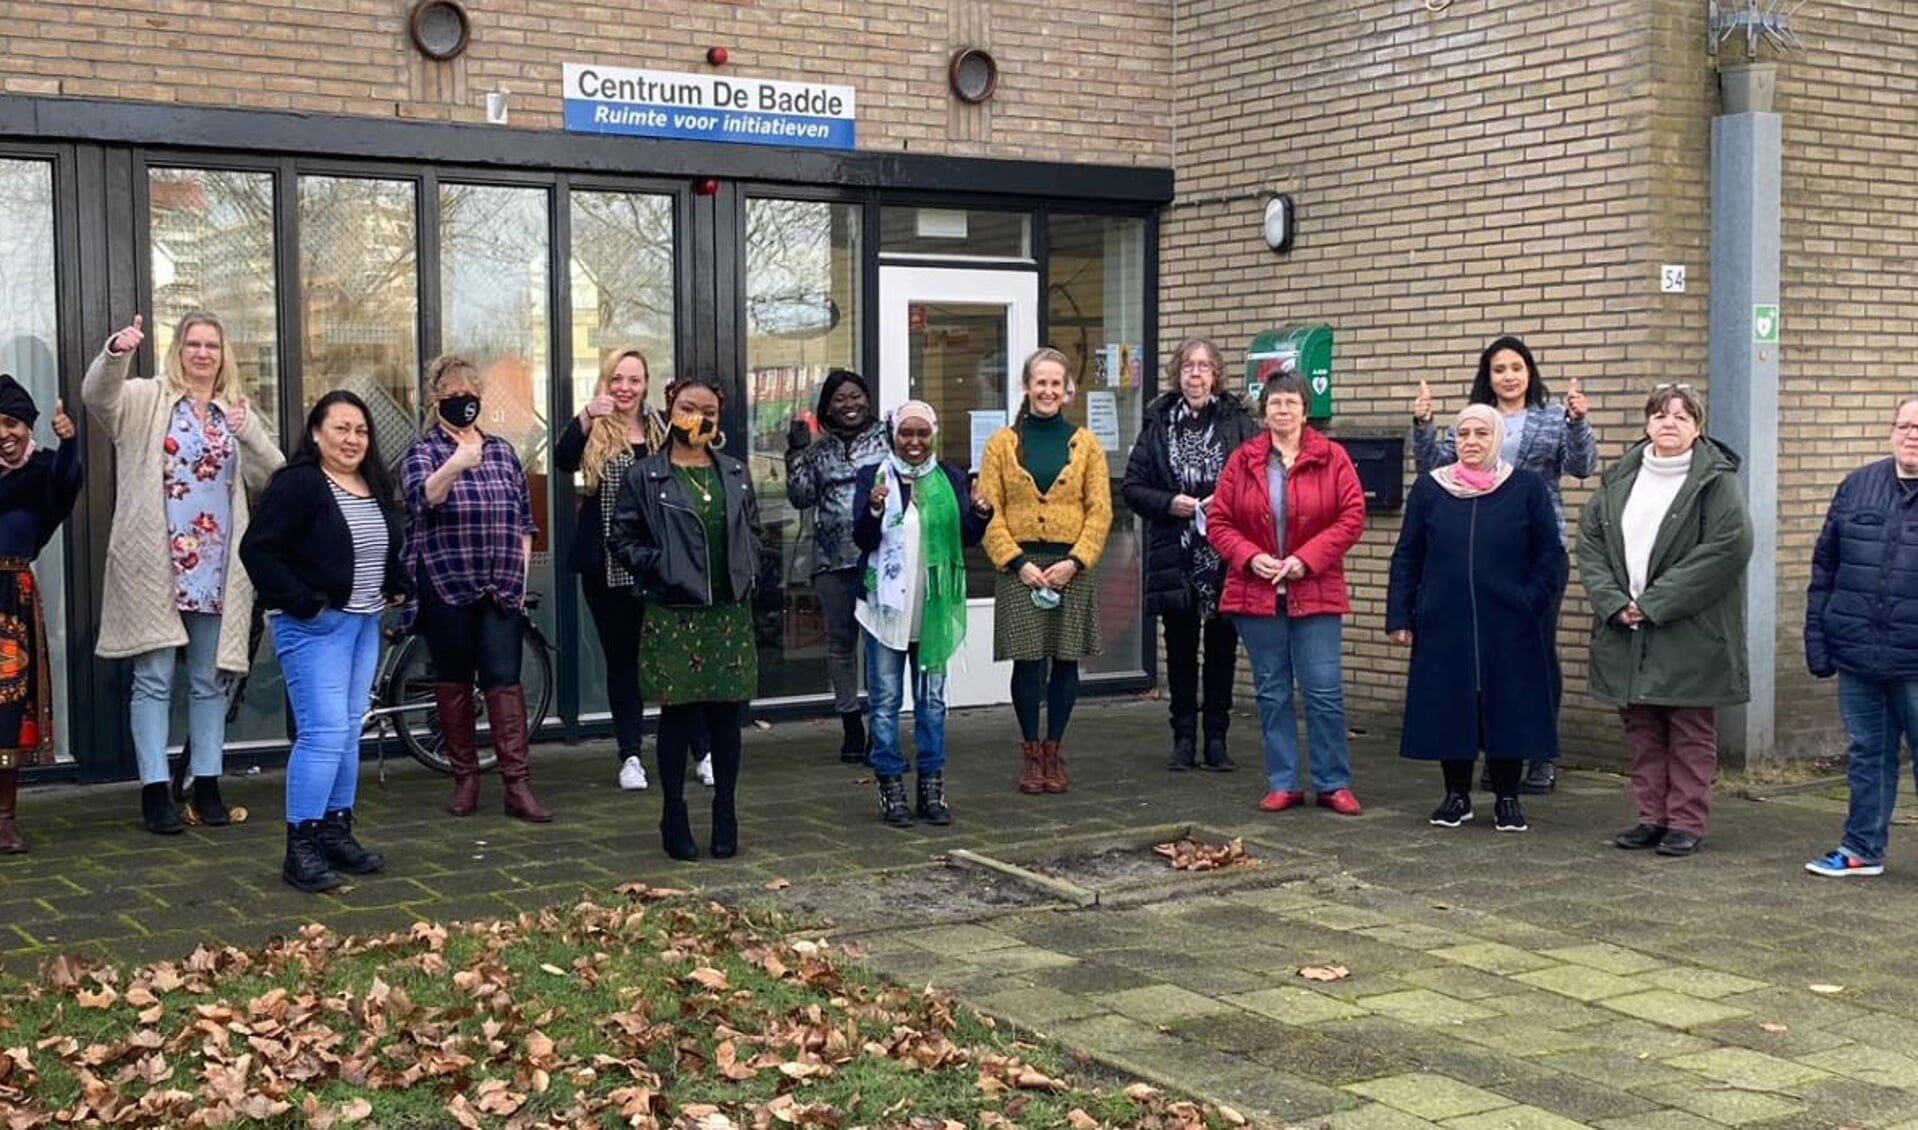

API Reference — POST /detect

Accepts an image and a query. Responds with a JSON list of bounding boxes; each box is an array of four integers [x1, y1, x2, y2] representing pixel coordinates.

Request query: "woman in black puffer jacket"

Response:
[[1121, 338, 1260, 771]]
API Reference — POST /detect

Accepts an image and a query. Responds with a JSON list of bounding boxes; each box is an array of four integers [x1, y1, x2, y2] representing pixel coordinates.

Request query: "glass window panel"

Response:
[[148, 168, 281, 441], [0, 158, 71, 762], [147, 166, 288, 746], [880, 207, 1030, 259], [439, 183, 556, 713], [299, 176, 420, 447], [905, 301, 1006, 599], [567, 189, 675, 722], [745, 198, 861, 701], [1047, 214, 1148, 677]]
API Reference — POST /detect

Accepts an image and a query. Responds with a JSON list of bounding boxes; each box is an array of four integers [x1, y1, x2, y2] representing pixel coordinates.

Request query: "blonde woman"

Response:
[[554, 347, 683, 791], [83, 312, 283, 836]]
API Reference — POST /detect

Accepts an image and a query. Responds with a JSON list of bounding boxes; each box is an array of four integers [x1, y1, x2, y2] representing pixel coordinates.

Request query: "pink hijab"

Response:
[[1431, 404, 1514, 499]]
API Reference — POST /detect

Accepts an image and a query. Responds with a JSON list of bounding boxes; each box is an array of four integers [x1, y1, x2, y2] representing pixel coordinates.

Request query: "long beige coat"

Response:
[[81, 342, 283, 674]]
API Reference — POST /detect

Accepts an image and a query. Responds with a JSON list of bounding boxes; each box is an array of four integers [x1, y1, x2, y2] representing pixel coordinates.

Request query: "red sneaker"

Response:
[[1258, 790, 1306, 813], [1316, 788, 1363, 816]]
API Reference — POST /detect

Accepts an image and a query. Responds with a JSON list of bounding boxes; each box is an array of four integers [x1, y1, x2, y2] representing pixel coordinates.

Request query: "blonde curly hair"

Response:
[[581, 347, 666, 492]]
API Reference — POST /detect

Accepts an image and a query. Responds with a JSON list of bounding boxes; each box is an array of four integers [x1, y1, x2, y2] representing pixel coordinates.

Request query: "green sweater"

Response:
[[1020, 410, 1074, 494]]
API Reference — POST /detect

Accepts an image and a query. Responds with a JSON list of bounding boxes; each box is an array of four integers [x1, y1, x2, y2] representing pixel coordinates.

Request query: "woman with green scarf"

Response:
[[852, 401, 993, 827]]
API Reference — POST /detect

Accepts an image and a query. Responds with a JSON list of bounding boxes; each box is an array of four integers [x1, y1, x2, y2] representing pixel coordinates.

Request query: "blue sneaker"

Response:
[[1804, 850, 1884, 878]]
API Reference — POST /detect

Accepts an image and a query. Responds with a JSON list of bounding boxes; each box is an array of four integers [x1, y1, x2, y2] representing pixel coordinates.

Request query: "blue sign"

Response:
[[563, 64, 857, 151]]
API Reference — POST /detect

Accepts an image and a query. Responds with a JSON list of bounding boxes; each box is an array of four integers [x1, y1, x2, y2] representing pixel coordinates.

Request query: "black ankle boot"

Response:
[[316, 809, 384, 874], [190, 776, 230, 827], [710, 799, 738, 859], [916, 771, 952, 826], [142, 782, 184, 836], [1520, 761, 1557, 794], [1168, 718, 1198, 772], [1201, 734, 1235, 772], [876, 775, 913, 827], [661, 803, 699, 861], [839, 711, 867, 763], [282, 821, 342, 893]]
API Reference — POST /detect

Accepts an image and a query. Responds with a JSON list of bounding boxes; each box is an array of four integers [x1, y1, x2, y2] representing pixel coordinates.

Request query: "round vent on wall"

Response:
[[948, 48, 999, 104], [410, 0, 471, 61]]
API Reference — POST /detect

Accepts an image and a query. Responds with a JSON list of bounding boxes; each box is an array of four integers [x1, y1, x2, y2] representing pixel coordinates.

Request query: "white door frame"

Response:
[[877, 265, 1040, 709]]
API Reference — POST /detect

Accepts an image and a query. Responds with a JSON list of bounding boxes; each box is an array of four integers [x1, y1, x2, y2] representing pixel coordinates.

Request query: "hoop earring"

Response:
[[711, 429, 727, 451]]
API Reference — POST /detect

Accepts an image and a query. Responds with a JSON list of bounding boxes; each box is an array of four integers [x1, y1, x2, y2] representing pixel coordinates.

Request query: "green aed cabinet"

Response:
[[1245, 325, 1334, 420]]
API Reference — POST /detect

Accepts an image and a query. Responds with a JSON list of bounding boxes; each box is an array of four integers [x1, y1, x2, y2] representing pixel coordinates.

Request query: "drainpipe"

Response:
[[1708, 60, 1780, 766]]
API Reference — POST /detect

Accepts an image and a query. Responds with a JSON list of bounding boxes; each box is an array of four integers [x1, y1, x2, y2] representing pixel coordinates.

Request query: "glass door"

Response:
[[877, 266, 1038, 709]]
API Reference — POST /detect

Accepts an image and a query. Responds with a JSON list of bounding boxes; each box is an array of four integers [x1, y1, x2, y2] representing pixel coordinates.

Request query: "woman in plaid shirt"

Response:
[[400, 354, 550, 824]]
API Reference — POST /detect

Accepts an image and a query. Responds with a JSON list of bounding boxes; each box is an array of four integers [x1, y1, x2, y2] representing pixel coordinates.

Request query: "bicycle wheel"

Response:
[[519, 623, 555, 738], [386, 635, 500, 774]]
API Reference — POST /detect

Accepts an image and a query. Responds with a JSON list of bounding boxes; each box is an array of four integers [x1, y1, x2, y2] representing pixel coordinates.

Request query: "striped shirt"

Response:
[[400, 429, 536, 614], [328, 479, 390, 613]]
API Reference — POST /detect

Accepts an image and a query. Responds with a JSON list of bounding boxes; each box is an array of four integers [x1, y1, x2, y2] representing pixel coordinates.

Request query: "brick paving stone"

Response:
[[1540, 943, 1668, 977], [1632, 967, 1768, 1000], [1093, 983, 1237, 1025], [1631, 1082, 1803, 1126], [1533, 1049, 1695, 1093], [1431, 942, 1563, 976], [1514, 964, 1651, 1002], [895, 923, 1026, 955], [1318, 1106, 1446, 1129], [1358, 922, 1483, 950], [1440, 1106, 1602, 1130], [1396, 965, 1531, 1002], [950, 944, 1075, 973], [1021, 959, 1158, 996], [964, 984, 1109, 1028], [1475, 989, 1617, 1030], [1598, 990, 1750, 1030], [1226, 984, 1371, 1025], [1491, 1071, 1665, 1122], [1344, 1072, 1515, 1120], [1591, 1112, 1732, 1130], [1796, 1042, 1918, 1089], [1358, 988, 1500, 1027], [1449, 1018, 1603, 1059], [1661, 1046, 1831, 1091]]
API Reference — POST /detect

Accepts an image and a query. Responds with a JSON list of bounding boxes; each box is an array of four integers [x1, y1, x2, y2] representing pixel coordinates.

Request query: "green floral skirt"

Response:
[[639, 601, 758, 705]]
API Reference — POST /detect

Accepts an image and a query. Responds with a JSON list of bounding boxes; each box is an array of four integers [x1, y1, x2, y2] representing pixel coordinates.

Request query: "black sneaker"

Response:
[[1520, 761, 1557, 794], [1655, 829, 1702, 857], [1494, 796, 1529, 832], [1613, 823, 1665, 850], [1429, 793, 1473, 828]]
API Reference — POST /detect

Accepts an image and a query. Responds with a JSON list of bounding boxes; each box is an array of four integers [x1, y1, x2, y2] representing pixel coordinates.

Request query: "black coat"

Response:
[[1386, 470, 1566, 762], [608, 450, 765, 608], [1120, 391, 1259, 614], [240, 462, 408, 619], [1806, 457, 1918, 681]]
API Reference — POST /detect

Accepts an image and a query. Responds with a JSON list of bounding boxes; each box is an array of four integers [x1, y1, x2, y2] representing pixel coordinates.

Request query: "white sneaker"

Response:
[[618, 755, 649, 791], [695, 753, 715, 788]]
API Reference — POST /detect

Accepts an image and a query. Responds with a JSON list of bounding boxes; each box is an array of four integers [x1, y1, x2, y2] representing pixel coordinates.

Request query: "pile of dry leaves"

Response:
[[1151, 838, 1257, 873], [0, 883, 1253, 1129]]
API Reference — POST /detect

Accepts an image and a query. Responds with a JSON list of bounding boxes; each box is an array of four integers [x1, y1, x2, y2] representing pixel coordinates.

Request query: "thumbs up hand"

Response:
[[1412, 379, 1434, 424], [110, 314, 145, 356], [227, 395, 249, 437], [1565, 376, 1588, 421], [51, 398, 73, 441]]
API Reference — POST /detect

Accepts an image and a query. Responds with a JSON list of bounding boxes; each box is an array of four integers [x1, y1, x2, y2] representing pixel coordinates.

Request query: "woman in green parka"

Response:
[[1575, 384, 1752, 859]]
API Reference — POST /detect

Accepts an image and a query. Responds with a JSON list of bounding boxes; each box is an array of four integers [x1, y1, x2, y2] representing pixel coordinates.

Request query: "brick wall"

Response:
[[0, 0, 1172, 165]]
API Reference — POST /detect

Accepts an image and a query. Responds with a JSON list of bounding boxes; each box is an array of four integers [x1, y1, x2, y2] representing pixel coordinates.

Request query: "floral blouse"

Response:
[[161, 398, 236, 614]]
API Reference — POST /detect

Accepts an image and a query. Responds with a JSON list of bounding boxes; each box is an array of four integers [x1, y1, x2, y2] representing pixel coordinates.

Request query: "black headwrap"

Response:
[[0, 375, 39, 426]]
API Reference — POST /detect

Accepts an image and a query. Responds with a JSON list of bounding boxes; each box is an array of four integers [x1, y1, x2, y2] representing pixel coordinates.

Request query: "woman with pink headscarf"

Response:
[[1387, 404, 1566, 834]]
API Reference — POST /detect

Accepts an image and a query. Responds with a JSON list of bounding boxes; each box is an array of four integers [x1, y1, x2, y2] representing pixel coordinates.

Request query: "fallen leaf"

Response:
[[1065, 1110, 1101, 1129], [538, 963, 568, 976], [1759, 1022, 1789, 1033], [688, 967, 731, 990], [1299, 964, 1350, 982], [765, 878, 792, 891], [1809, 983, 1845, 994], [1217, 1103, 1248, 1125], [752, 719, 773, 731]]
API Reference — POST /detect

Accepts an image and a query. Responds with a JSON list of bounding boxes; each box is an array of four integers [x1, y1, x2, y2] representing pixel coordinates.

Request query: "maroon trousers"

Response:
[[1619, 705, 1718, 834]]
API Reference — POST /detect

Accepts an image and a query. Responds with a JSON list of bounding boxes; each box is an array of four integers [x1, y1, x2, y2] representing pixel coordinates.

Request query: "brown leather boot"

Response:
[[1017, 741, 1046, 794], [1041, 740, 1069, 794], [435, 683, 481, 816], [486, 685, 552, 823], [0, 768, 25, 853]]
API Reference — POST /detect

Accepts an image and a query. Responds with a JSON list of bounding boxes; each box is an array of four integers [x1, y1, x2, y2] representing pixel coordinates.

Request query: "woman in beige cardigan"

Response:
[[83, 313, 282, 835]]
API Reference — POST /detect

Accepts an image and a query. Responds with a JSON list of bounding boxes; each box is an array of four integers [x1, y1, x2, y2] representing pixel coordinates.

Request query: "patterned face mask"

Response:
[[669, 411, 719, 449]]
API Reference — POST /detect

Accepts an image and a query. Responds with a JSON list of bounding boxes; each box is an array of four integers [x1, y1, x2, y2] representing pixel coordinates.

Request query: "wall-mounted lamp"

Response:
[[1262, 193, 1296, 253], [706, 46, 730, 66]]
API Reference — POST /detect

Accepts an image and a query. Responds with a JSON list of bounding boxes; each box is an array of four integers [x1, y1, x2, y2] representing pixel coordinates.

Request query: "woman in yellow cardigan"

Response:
[[978, 347, 1112, 795]]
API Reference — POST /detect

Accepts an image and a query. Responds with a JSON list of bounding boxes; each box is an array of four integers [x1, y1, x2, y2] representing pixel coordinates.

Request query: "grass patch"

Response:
[[0, 884, 1252, 1128]]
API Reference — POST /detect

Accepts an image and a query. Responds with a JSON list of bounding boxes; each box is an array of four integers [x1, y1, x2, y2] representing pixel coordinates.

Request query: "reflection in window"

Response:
[[880, 207, 1031, 260], [440, 184, 557, 689], [906, 301, 1007, 599], [1048, 214, 1149, 678], [568, 190, 675, 722], [0, 159, 70, 762], [299, 176, 419, 446], [745, 198, 861, 701], [149, 168, 281, 440]]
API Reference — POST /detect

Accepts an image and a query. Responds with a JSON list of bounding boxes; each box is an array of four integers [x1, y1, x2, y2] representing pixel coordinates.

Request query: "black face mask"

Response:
[[438, 393, 481, 429]]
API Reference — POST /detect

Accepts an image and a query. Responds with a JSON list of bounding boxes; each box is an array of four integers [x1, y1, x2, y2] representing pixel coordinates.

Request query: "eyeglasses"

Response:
[[1894, 423, 1918, 435], [1179, 361, 1218, 374]]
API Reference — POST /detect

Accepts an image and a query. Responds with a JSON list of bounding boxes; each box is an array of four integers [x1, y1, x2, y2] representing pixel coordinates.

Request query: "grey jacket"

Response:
[[609, 450, 764, 609], [785, 421, 889, 574], [1412, 401, 1599, 543]]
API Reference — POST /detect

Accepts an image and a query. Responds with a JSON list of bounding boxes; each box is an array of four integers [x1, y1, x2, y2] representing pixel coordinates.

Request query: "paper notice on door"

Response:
[[969, 410, 1006, 470], [1086, 391, 1120, 451]]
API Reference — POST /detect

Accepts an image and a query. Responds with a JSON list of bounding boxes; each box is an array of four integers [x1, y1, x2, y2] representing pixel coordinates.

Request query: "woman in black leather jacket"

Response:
[[609, 375, 763, 862]]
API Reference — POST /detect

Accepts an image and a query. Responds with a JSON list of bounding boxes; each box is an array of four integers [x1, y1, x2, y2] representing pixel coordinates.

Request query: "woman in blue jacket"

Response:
[[1411, 335, 1597, 793]]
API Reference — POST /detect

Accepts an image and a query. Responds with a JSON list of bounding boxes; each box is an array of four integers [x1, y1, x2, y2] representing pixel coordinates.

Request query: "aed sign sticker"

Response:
[[563, 64, 856, 150], [1753, 304, 1780, 344]]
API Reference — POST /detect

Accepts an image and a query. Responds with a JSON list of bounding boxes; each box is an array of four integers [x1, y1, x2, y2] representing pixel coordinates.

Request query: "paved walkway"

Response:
[[3, 700, 1914, 1128]]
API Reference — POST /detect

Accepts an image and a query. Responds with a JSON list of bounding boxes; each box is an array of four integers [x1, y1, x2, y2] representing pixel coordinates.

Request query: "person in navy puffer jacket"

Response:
[[1804, 396, 1918, 879]]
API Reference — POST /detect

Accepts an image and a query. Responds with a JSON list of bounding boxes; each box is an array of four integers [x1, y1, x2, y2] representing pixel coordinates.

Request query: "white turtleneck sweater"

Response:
[[1621, 448, 1694, 600]]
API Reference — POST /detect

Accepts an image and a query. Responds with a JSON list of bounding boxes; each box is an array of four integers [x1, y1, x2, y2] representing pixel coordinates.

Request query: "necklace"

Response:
[[674, 462, 714, 504]]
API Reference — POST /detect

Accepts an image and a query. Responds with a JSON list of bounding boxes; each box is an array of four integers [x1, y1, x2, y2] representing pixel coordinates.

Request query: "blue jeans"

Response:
[[274, 608, 382, 823], [866, 634, 947, 777], [130, 611, 229, 784], [1232, 611, 1349, 794], [1836, 671, 1918, 866]]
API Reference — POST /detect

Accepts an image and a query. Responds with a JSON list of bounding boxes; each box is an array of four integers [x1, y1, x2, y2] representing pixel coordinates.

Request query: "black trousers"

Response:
[[657, 702, 741, 813], [581, 574, 644, 758], [1445, 758, 1521, 799], [417, 582, 522, 690], [1161, 605, 1238, 738]]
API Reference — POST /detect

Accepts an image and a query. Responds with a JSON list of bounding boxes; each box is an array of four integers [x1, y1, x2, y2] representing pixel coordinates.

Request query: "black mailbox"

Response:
[[1328, 434, 1405, 513]]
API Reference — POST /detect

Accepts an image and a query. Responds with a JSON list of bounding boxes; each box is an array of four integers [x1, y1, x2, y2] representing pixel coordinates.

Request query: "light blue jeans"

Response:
[[273, 608, 382, 822], [866, 634, 947, 777], [130, 611, 229, 785], [1232, 611, 1350, 794]]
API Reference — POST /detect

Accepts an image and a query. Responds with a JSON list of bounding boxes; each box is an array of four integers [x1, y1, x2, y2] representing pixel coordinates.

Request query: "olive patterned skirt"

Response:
[[993, 547, 1103, 663], [640, 600, 758, 705]]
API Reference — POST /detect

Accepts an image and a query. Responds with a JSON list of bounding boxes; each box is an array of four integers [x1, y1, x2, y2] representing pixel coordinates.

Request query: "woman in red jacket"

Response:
[[1207, 373, 1366, 814]]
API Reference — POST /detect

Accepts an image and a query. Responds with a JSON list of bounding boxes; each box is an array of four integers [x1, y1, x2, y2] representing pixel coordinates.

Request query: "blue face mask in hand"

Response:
[[1030, 586, 1062, 611]]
